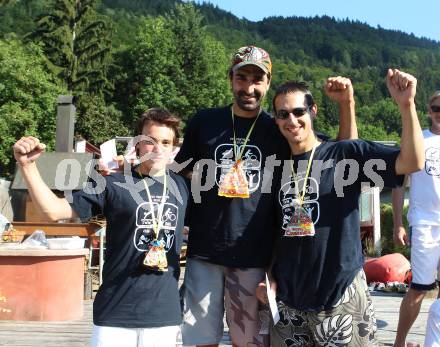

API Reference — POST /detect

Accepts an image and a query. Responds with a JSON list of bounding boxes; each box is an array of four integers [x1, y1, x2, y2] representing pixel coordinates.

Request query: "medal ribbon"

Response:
[[231, 106, 261, 162], [139, 171, 167, 240], [290, 140, 318, 207]]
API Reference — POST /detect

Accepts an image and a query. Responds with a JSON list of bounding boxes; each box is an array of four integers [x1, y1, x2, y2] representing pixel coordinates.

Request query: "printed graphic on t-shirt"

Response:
[[133, 200, 178, 252], [215, 144, 262, 192], [279, 176, 320, 231], [426, 147, 440, 177]]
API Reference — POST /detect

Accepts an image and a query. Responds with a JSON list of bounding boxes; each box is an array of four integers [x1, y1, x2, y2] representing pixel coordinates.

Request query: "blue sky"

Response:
[[193, 1, 440, 42]]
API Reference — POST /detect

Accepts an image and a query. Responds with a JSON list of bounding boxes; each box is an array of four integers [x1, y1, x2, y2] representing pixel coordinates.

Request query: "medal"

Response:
[[284, 141, 318, 237], [140, 171, 168, 271], [218, 160, 250, 198], [284, 206, 315, 237], [143, 240, 168, 271], [218, 107, 260, 198]]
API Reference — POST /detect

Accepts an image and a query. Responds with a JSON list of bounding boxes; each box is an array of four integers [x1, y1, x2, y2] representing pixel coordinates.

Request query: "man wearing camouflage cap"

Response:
[[176, 45, 275, 346], [175, 45, 357, 346]]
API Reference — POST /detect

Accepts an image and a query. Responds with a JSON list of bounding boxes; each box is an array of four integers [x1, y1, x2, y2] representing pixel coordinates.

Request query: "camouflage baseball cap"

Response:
[[231, 45, 272, 75]]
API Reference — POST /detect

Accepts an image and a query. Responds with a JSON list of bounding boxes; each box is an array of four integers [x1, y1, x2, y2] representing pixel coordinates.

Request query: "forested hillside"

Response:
[[0, 0, 439, 177]]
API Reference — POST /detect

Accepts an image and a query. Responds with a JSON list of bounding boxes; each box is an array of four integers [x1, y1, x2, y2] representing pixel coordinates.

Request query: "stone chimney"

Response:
[[55, 95, 75, 152]]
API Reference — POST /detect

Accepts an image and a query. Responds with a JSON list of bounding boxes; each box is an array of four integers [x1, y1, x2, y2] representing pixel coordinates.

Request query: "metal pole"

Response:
[[373, 187, 382, 256], [99, 227, 105, 285]]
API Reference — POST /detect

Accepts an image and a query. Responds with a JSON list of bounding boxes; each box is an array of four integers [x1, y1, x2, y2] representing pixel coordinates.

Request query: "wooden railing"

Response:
[[11, 222, 99, 237]]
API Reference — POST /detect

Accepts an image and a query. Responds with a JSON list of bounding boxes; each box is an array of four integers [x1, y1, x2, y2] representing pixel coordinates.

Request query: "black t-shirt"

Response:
[[175, 105, 287, 267], [272, 140, 403, 311], [71, 169, 189, 328]]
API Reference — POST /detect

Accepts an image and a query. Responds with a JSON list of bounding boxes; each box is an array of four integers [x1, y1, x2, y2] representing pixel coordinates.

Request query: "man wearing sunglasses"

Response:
[[257, 69, 424, 346], [392, 91, 440, 347], [175, 45, 358, 347]]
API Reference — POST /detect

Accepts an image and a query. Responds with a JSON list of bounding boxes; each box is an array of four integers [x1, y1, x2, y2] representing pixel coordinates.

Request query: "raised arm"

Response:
[[13, 136, 77, 221], [392, 175, 409, 246], [325, 76, 358, 140], [386, 69, 424, 175]]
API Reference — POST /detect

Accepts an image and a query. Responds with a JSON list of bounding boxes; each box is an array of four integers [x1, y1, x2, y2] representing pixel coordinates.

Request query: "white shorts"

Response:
[[425, 299, 440, 347], [411, 225, 440, 290], [90, 324, 180, 347], [181, 258, 268, 346]]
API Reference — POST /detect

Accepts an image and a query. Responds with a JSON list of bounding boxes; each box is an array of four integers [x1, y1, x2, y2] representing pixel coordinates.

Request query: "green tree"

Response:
[[28, 0, 112, 96], [116, 3, 230, 127], [357, 99, 402, 135], [126, 15, 186, 120], [357, 122, 399, 142], [167, 3, 231, 118], [75, 95, 130, 145], [0, 0, 49, 37], [0, 39, 66, 177], [5, 0, 440, 144], [27, 0, 130, 147]]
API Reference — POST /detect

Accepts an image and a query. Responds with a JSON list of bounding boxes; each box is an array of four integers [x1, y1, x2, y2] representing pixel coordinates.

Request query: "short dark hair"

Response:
[[272, 81, 315, 113], [135, 108, 181, 146]]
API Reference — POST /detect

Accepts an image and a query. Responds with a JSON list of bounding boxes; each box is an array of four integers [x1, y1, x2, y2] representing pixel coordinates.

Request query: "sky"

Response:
[[193, 0, 440, 42]]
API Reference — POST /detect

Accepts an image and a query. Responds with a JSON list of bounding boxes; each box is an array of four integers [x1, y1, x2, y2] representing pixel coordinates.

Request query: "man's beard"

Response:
[[234, 91, 262, 112]]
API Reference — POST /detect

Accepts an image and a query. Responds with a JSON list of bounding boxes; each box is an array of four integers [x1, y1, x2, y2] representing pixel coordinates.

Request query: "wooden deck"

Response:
[[373, 291, 433, 346], [0, 292, 434, 346]]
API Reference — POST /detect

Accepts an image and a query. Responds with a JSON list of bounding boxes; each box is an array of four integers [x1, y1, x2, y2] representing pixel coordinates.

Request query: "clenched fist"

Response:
[[13, 136, 46, 166], [386, 69, 417, 108], [324, 76, 354, 104]]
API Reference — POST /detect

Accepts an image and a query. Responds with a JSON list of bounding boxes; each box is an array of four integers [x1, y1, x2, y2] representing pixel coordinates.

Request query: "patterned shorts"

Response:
[[271, 269, 378, 347]]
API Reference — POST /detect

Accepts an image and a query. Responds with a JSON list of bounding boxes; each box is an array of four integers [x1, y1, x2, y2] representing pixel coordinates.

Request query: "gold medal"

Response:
[[284, 206, 316, 237], [218, 160, 250, 198], [284, 142, 318, 237], [143, 240, 168, 271], [218, 107, 260, 198]]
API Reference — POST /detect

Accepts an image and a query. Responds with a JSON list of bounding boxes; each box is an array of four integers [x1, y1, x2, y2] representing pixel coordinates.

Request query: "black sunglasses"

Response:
[[275, 107, 310, 120], [431, 105, 440, 113]]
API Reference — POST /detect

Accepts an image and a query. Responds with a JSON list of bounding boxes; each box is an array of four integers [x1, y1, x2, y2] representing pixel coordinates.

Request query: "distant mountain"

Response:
[[97, 2, 439, 70], [97, 1, 440, 113], [1, 0, 439, 139], [3, 0, 438, 71]]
